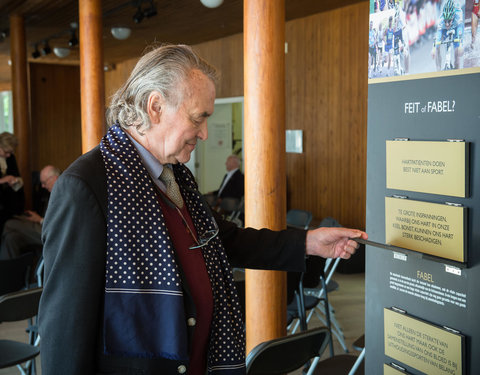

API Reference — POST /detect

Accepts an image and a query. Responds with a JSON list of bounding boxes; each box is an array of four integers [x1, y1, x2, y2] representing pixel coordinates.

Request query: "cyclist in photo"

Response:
[[431, 0, 464, 70], [397, 4, 411, 73], [392, 6, 410, 75], [369, 20, 378, 77], [376, 21, 385, 73], [384, 15, 395, 73], [393, 16, 405, 75], [472, 0, 479, 49]]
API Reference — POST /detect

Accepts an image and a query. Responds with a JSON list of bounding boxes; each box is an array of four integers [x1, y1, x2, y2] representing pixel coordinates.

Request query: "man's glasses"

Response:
[[189, 226, 219, 250], [174, 205, 219, 250]]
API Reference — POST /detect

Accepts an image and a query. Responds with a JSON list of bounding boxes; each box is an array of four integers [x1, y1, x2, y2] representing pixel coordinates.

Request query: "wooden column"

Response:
[[244, 0, 287, 353], [79, 0, 105, 153], [10, 15, 32, 209]]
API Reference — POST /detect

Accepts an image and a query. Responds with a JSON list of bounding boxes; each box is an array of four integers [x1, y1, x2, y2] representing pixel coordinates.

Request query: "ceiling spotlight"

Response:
[[200, 0, 224, 8], [31, 45, 41, 59], [133, 6, 144, 24], [53, 47, 71, 58], [0, 29, 8, 42], [104, 63, 116, 72], [68, 31, 79, 47], [144, 0, 157, 18], [111, 27, 131, 40], [41, 41, 52, 56]]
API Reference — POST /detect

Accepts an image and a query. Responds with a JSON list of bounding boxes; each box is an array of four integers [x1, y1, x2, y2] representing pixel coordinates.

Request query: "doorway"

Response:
[[186, 96, 243, 194]]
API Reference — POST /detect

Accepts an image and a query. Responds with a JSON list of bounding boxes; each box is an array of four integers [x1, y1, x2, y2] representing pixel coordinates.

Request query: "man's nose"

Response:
[[198, 121, 208, 140]]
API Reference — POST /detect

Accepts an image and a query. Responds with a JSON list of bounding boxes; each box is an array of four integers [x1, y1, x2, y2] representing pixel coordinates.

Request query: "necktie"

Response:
[[159, 166, 184, 209]]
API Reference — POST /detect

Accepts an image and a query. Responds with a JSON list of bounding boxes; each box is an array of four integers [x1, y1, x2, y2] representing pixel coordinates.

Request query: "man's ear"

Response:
[[147, 91, 164, 124]]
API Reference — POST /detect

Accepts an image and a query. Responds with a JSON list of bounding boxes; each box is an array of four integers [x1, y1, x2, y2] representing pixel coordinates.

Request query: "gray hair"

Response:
[[0, 132, 18, 153], [106, 44, 218, 133], [228, 154, 241, 168], [41, 165, 61, 178]]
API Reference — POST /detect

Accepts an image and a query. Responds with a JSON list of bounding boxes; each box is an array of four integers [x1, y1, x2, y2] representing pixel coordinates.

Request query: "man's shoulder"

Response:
[[59, 145, 107, 200], [64, 146, 104, 179], [233, 169, 244, 178]]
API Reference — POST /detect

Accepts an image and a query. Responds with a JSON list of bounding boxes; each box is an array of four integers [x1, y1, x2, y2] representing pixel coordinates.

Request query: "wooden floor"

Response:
[[0, 272, 365, 375]]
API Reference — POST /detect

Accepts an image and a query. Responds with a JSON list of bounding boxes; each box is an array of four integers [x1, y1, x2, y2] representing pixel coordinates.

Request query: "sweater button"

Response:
[[177, 365, 187, 374], [187, 317, 196, 326]]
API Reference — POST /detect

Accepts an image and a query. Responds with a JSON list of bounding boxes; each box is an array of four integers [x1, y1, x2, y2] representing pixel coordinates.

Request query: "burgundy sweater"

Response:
[[158, 192, 213, 374]]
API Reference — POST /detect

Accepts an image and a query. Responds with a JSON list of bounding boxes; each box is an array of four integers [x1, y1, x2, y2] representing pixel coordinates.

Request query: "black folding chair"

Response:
[[287, 270, 335, 357], [246, 327, 330, 375], [0, 252, 34, 296], [0, 287, 43, 375], [286, 209, 313, 230], [246, 327, 364, 375]]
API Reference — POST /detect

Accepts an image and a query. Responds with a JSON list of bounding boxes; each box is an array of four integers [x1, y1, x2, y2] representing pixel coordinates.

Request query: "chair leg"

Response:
[[347, 348, 365, 375], [320, 276, 334, 357], [316, 303, 344, 335], [306, 357, 320, 375], [16, 364, 28, 375], [313, 303, 348, 353], [289, 318, 301, 334]]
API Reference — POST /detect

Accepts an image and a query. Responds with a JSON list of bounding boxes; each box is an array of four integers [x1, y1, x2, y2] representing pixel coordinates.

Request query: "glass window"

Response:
[[0, 91, 13, 133]]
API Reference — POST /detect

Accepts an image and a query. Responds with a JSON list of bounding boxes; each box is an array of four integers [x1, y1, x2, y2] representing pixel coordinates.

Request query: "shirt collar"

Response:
[[126, 131, 168, 192], [226, 168, 238, 179], [126, 132, 164, 177]]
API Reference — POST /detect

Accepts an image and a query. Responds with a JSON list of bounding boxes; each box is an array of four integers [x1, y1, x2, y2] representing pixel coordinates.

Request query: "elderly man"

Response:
[[39, 44, 367, 375], [0, 165, 59, 260], [214, 155, 244, 200], [206, 154, 244, 213]]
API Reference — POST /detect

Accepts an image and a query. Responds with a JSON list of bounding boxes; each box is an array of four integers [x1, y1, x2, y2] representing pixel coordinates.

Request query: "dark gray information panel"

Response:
[[365, 73, 480, 374]]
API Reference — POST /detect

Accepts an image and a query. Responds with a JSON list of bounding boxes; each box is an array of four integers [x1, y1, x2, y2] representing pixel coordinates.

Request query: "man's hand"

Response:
[[24, 210, 43, 224], [305, 227, 368, 259], [0, 175, 18, 186]]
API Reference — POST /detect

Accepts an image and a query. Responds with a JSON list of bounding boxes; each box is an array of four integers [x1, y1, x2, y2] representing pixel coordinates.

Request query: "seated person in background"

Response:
[[0, 165, 60, 260], [0, 132, 25, 233], [207, 154, 244, 211]]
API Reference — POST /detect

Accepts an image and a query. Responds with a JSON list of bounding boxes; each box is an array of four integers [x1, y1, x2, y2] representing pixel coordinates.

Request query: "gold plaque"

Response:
[[386, 141, 468, 197], [384, 308, 464, 375], [385, 197, 466, 262], [384, 363, 410, 375]]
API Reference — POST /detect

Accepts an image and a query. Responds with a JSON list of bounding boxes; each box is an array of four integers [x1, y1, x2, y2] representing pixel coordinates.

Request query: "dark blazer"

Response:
[[214, 169, 244, 199], [0, 154, 25, 229], [39, 146, 306, 375]]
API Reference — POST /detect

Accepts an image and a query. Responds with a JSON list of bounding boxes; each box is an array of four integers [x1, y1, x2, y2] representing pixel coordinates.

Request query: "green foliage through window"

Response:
[[0, 91, 13, 133]]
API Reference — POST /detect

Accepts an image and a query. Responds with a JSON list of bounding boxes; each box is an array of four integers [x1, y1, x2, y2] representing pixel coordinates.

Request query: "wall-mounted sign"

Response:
[[385, 197, 466, 263], [386, 140, 469, 197], [384, 308, 465, 375], [286, 130, 303, 153]]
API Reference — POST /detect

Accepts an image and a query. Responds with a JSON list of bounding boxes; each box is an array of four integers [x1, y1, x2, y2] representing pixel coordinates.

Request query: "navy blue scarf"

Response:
[[100, 125, 245, 374]]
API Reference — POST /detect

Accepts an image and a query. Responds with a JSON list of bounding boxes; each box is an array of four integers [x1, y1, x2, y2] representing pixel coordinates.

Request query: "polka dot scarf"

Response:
[[100, 125, 246, 374]]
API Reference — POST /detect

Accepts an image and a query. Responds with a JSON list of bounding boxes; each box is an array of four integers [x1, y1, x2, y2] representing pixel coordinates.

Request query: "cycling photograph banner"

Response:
[[369, 0, 480, 80]]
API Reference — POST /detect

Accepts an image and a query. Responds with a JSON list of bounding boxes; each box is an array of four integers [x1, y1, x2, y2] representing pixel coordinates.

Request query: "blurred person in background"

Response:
[[0, 132, 25, 234]]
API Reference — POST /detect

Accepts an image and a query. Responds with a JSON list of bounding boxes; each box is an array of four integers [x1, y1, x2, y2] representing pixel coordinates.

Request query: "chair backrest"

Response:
[[220, 197, 241, 212], [246, 328, 330, 375], [0, 252, 34, 296], [287, 209, 313, 230], [0, 287, 42, 323]]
